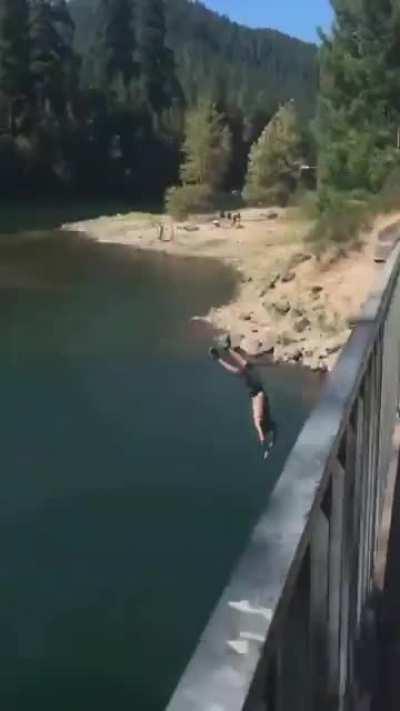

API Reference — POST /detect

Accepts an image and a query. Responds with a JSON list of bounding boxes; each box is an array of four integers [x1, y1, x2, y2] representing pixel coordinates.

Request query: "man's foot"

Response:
[[209, 346, 220, 360], [263, 430, 275, 460], [219, 334, 231, 351]]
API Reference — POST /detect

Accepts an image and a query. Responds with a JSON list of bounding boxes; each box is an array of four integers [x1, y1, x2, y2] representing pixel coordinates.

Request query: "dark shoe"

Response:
[[221, 334, 231, 351], [263, 429, 275, 460], [209, 347, 220, 360]]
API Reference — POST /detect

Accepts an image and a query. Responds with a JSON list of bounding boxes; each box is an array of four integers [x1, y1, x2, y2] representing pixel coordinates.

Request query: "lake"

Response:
[[0, 209, 321, 710]]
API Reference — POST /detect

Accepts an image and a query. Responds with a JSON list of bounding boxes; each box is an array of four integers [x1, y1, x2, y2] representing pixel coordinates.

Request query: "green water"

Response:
[[0, 211, 321, 710]]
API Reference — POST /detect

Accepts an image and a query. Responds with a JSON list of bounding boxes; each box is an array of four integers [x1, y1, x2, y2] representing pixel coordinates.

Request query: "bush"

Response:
[[307, 189, 372, 253], [165, 183, 213, 220], [242, 183, 290, 208], [370, 166, 400, 214]]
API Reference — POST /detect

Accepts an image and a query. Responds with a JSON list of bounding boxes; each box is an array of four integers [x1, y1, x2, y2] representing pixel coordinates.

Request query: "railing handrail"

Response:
[[166, 242, 400, 711]]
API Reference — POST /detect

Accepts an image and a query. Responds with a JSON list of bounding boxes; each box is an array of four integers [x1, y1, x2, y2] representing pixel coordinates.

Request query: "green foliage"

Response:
[[137, 0, 183, 112], [165, 183, 213, 220], [0, 0, 318, 199], [318, 0, 400, 195], [180, 102, 232, 190], [95, 0, 136, 93], [243, 101, 303, 206], [369, 165, 400, 213], [306, 188, 371, 253], [0, 0, 31, 133], [0, 0, 31, 96], [30, 0, 79, 115], [70, 0, 319, 119]]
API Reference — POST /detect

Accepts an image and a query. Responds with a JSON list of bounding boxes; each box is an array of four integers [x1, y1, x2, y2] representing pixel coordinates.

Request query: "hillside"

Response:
[[70, 0, 318, 119]]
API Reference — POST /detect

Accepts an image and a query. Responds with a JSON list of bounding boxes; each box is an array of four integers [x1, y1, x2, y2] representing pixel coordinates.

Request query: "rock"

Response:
[[294, 317, 311, 333], [267, 212, 279, 220], [281, 270, 296, 283], [277, 331, 297, 347], [213, 220, 221, 227], [183, 224, 200, 232], [311, 285, 323, 294], [325, 339, 345, 356], [270, 298, 291, 315], [230, 332, 242, 349], [267, 272, 280, 290], [240, 336, 261, 356], [240, 311, 253, 321], [259, 331, 276, 354], [292, 349, 303, 362], [292, 305, 305, 318], [289, 252, 312, 269], [241, 330, 275, 356]]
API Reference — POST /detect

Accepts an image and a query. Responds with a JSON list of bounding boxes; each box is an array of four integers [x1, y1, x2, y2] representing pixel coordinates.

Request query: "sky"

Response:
[[200, 0, 334, 43]]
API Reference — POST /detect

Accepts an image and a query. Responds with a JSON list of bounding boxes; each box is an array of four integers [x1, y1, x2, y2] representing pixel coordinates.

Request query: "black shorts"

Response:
[[249, 384, 264, 398]]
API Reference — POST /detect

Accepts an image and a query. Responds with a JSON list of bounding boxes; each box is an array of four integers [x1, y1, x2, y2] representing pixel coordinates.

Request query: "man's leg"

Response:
[[252, 393, 267, 444]]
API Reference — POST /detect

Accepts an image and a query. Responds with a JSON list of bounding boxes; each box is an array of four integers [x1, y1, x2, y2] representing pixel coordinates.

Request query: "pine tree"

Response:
[[180, 101, 232, 189], [30, 0, 78, 116], [95, 0, 136, 96], [243, 100, 303, 205], [0, 0, 31, 134], [137, 0, 182, 113], [318, 0, 400, 194]]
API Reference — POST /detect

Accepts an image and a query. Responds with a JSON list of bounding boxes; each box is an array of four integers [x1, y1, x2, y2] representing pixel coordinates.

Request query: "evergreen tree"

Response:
[[0, 0, 31, 134], [243, 100, 303, 205], [95, 0, 136, 96], [318, 0, 400, 194], [180, 101, 232, 190], [30, 0, 78, 116], [137, 0, 182, 113]]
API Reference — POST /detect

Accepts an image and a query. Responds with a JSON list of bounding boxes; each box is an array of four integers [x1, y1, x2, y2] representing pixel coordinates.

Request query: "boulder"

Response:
[[266, 272, 280, 290], [292, 305, 305, 318], [291, 348, 303, 363], [281, 270, 296, 283], [277, 331, 298, 347], [311, 285, 323, 294], [267, 211, 279, 220], [270, 298, 291, 315], [294, 317, 311, 333], [239, 311, 253, 321], [240, 336, 262, 356], [325, 339, 345, 356], [183, 224, 200, 232], [259, 331, 276, 354], [288, 252, 312, 269], [241, 330, 275, 356]]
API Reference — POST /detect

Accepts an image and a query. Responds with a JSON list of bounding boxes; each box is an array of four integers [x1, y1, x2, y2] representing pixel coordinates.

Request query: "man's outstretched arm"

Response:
[[209, 347, 240, 374], [217, 356, 240, 375]]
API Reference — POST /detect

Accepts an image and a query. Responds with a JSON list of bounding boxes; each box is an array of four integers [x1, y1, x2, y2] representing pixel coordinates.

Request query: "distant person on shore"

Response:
[[209, 336, 276, 459]]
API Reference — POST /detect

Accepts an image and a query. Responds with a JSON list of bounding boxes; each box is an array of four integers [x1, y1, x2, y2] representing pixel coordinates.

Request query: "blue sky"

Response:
[[201, 0, 334, 43]]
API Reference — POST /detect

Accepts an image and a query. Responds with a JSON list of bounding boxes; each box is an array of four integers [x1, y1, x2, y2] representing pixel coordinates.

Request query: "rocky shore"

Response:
[[63, 207, 396, 371]]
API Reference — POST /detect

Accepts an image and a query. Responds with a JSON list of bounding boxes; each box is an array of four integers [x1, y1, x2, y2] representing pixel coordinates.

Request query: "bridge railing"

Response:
[[166, 243, 400, 711]]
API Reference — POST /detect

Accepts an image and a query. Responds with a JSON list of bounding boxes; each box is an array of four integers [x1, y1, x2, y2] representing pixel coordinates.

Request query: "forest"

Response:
[[0, 0, 318, 199], [1, 0, 399, 242]]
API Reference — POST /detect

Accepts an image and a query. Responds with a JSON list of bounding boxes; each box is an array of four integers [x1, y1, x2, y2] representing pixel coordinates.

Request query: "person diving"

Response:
[[209, 336, 276, 460]]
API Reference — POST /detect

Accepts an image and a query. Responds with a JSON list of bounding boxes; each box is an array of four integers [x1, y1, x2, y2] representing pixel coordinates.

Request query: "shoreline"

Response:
[[62, 207, 396, 371]]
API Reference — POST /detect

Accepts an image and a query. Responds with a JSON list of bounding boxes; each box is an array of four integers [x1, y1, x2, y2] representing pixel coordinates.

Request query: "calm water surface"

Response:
[[0, 210, 321, 710]]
